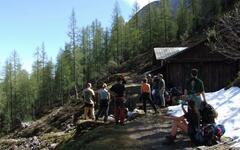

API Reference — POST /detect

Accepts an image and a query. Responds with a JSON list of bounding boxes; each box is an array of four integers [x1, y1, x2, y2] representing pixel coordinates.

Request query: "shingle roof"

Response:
[[154, 47, 188, 60]]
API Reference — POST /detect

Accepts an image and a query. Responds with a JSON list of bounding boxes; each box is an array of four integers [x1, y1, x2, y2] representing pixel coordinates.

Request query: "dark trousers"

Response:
[[114, 98, 125, 124], [152, 89, 161, 106], [142, 92, 157, 113], [96, 99, 109, 122]]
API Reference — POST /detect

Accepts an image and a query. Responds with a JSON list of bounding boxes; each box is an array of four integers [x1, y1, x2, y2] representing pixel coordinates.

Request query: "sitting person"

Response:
[[169, 86, 182, 105], [162, 100, 200, 144]]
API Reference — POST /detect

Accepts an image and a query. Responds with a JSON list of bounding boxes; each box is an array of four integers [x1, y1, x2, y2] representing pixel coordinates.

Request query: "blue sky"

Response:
[[0, 0, 155, 74]]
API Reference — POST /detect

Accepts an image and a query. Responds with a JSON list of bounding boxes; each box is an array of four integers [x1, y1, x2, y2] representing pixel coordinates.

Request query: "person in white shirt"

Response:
[[83, 83, 95, 120]]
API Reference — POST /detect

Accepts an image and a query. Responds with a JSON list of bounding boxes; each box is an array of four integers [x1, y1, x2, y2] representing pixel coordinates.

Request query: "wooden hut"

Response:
[[152, 41, 239, 92]]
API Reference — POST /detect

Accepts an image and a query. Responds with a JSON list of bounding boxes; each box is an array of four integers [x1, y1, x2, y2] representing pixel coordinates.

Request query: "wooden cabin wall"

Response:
[[165, 61, 238, 92], [153, 42, 239, 92]]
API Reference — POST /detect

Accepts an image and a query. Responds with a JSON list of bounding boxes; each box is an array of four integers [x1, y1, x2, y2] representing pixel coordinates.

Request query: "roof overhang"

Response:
[[154, 47, 188, 60]]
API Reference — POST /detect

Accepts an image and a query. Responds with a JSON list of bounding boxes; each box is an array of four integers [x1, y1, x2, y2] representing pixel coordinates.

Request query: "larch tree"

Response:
[[159, 0, 177, 44], [68, 9, 80, 100], [176, 0, 191, 40], [109, 1, 125, 65]]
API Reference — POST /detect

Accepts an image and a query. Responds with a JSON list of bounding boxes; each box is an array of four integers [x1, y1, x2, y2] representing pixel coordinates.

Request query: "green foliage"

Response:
[[0, 0, 226, 135], [109, 15, 126, 65], [200, 0, 222, 24], [207, 0, 240, 58], [176, 0, 192, 40], [55, 48, 74, 103], [159, 0, 177, 44]]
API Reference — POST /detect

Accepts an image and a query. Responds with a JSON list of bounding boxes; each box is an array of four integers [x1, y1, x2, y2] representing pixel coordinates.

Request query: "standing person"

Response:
[[110, 76, 126, 126], [184, 68, 206, 112], [95, 83, 110, 122], [152, 75, 161, 106], [159, 74, 166, 108], [146, 74, 154, 102], [141, 78, 158, 114], [83, 83, 95, 120], [146, 74, 153, 89]]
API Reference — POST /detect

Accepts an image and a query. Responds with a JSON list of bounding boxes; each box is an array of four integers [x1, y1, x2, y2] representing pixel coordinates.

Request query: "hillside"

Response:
[[0, 73, 238, 150], [0, 0, 239, 150], [137, 0, 179, 18]]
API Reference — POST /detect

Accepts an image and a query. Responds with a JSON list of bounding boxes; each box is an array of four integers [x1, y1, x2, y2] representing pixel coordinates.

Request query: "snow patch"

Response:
[[167, 87, 240, 148]]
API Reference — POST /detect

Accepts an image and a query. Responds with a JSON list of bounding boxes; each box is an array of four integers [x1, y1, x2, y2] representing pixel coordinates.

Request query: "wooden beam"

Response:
[[166, 58, 235, 63]]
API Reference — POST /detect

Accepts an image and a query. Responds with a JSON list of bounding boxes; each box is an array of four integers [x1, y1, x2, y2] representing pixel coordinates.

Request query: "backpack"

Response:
[[200, 102, 218, 125], [193, 124, 225, 146]]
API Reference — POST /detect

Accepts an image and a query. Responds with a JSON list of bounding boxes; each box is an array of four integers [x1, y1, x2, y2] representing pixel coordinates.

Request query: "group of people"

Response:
[[140, 73, 166, 114], [82, 76, 126, 126], [81, 68, 222, 145], [147, 74, 166, 108], [82, 73, 166, 125], [162, 68, 221, 145]]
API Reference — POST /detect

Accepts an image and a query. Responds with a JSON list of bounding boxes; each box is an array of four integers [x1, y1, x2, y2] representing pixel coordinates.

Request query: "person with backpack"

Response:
[[95, 83, 110, 123], [83, 83, 96, 120], [162, 100, 200, 144], [110, 76, 126, 126], [184, 68, 206, 112], [141, 78, 158, 114]]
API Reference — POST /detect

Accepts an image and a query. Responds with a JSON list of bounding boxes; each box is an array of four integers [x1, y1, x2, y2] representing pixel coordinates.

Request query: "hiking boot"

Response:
[[163, 135, 176, 145]]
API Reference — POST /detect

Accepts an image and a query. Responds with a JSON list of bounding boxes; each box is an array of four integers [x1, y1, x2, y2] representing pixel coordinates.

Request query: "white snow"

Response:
[[167, 87, 240, 148]]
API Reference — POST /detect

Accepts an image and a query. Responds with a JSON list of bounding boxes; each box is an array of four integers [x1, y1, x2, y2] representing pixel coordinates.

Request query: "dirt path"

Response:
[[58, 109, 196, 150], [125, 112, 194, 150]]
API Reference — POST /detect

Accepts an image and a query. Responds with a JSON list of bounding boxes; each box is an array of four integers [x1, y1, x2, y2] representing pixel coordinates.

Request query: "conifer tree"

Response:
[[68, 9, 79, 100]]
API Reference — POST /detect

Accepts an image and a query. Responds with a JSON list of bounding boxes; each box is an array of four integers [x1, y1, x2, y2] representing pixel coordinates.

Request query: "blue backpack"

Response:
[[193, 124, 225, 146]]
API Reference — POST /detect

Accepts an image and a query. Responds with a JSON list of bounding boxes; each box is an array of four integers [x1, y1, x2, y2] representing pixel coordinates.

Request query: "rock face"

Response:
[[132, 0, 180, 22]]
